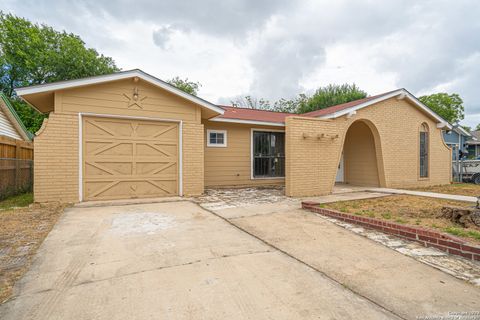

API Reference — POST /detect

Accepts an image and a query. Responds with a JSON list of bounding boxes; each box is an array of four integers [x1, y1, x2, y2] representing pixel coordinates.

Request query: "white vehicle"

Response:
[[456, 160, 480, 184]]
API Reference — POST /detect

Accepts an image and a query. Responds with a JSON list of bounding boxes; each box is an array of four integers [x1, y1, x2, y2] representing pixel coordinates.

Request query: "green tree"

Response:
[[461, 125, 472, 133], [0, 12, 119, 133], [418, 93, 464, 124], [167, 76, 201, 96], [475, 124, 480, 131], [297, 84, 367, 114]]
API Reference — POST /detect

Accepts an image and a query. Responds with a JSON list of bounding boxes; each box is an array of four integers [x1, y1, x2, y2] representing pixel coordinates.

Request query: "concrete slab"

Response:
[[226, 208, 480, 319], [0, 201, 397, 320]]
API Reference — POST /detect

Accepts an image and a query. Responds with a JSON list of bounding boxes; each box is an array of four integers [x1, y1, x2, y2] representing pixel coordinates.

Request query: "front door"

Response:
[[252, 131, 285, 178]]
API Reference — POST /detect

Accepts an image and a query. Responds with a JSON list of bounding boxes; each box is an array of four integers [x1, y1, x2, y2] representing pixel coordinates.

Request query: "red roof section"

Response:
[[214, 89, 402, 124], [217, 106, 293, 124], [301, 89, 399, 117]]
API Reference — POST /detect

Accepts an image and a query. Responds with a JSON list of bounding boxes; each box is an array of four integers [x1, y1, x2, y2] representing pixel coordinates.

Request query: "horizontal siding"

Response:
[[0, 107, 21, 140], [204, 121, 285, 187], [58, 79, 200, 123]]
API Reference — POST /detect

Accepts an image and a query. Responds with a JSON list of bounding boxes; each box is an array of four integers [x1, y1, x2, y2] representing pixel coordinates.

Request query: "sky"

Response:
[[2, 0, 480, 127]]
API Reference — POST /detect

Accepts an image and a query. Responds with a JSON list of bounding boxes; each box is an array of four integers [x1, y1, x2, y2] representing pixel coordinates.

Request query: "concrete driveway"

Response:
[[0, 200, 397, 320], [198, 188, 480, 319]]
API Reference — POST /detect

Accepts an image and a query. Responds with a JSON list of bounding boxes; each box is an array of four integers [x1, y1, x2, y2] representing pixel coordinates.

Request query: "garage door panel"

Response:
[[84, 180, 177, 200], [85, 161, 133, 176], [83, 116, 179, 201]]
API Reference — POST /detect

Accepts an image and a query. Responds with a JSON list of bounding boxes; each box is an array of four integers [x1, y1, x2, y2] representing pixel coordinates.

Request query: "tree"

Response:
[[461, 125, 472, 133], [231, 96, 271, 109], [167, 76, 201, 96], [418, 93, 464, 124], [475, 124, 480, 131], [297, 84, 367, 114], [0, 12, 119, 132]]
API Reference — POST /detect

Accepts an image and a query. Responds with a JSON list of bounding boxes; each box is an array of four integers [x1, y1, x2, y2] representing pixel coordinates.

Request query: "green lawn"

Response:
[[0, 193, 33, 210]]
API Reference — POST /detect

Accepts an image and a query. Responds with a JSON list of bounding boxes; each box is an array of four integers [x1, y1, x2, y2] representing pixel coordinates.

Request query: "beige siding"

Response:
[[0, 106, 22, 140], [56, 79, 201, 123], [203, 121, 285, 187]]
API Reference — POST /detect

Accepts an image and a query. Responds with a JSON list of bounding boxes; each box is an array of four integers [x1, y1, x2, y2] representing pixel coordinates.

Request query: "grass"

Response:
[[0, 193, 33, 210], [321, 194, 480, 244], [444, 227, 480, 241], [410, 183, 480, 197]]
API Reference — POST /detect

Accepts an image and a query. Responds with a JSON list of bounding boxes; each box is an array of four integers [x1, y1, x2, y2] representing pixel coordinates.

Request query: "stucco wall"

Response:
[[34, 78, 206, 202], [286, 97, 451, 197], [203, 121, 285, 187]]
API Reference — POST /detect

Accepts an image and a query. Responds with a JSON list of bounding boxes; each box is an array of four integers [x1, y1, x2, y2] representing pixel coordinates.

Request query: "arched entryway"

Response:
[[336, 120, 384, 187]]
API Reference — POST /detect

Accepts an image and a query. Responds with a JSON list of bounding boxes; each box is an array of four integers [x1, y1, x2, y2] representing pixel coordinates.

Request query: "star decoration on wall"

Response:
[[123, 87, 147, 109]]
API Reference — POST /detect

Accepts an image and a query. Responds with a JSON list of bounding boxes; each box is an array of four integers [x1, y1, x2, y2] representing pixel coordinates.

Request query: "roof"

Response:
[[0, 93, 32, 141], [453, 126, 472, 137], [15, 69, 225, 116], [301, 90, 399, 117], [301, 88, 451, 129], [210, 88, 451, 129], [210, 106, 293, 126]]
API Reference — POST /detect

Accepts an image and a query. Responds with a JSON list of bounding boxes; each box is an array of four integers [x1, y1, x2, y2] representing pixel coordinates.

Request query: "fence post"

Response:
[[15, 140, 21, 190]]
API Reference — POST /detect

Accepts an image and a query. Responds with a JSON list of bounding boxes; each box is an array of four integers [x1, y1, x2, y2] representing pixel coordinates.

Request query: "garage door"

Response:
[[82, 116, 179, 201]]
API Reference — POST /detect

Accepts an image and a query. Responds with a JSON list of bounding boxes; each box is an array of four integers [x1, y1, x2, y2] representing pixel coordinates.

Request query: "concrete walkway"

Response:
[[198, 195, 480, 319], [367, 187, 477, 203]]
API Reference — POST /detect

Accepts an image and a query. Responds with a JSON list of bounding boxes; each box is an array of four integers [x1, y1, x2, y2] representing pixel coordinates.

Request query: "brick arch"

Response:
[[340, 119, 386, 187]]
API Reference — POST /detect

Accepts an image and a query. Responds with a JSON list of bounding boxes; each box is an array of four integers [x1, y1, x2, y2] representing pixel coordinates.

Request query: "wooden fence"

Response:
[[0, 135, 34, 200]]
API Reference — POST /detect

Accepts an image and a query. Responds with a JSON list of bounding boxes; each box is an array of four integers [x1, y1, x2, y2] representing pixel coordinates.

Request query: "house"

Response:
[[0, 93, 32, 141], [15, 69, 452, 203], [442, 126, 471, 160], [466, 130, 480, 158]]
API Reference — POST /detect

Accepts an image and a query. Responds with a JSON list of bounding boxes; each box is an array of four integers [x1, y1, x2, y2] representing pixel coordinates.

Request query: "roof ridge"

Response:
[[219, 105, 295, 114]]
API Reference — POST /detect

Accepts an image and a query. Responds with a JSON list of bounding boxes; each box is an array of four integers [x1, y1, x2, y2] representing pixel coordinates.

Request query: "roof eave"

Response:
[[15, 69, 225, 116], [209, 117, 285, 127], [317, 89, 452, 129]]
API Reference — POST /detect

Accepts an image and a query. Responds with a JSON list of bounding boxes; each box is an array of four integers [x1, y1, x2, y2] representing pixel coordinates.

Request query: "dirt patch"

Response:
[[321, 195, 480, 244], [410, 183, 480, 197], [0, 202, 66, 303]]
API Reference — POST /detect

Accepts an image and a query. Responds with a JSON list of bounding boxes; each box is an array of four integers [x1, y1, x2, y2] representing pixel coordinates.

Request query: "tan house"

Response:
[[15, 69, 452, 203]]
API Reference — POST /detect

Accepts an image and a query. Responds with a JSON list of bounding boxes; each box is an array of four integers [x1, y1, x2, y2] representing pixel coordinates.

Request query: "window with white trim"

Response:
[[207, 130, 227, 147]]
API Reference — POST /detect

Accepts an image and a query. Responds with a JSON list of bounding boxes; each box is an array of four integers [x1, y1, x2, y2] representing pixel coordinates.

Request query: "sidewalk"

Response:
[[367, 188, 477, 203]]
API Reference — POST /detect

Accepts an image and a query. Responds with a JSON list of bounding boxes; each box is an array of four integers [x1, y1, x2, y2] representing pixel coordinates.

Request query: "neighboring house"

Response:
[[15, 69, 452, 203], [0, 93, 32, 141], [466, 130, 480, 158], [442, 126, 471, 160]]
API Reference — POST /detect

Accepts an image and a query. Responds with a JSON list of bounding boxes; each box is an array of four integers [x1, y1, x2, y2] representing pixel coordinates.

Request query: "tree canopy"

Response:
[[418, 93, 464, 124], [232, 84, 367, 114], [167, 76, 201, 96], [297, 84, 367, 114], [0, 12, 119, 133]]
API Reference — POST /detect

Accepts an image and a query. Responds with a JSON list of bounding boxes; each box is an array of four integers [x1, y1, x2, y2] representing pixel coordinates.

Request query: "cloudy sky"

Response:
[[2, 0, 480, 126]]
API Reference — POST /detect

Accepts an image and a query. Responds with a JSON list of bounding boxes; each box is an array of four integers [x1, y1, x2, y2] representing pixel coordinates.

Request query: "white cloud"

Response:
[[1, 0, 479, 125]]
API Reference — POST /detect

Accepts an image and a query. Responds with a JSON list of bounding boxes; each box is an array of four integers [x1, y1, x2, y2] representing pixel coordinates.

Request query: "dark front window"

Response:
[[420, 130, 429, 178], [253, 131, 285, 178]]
